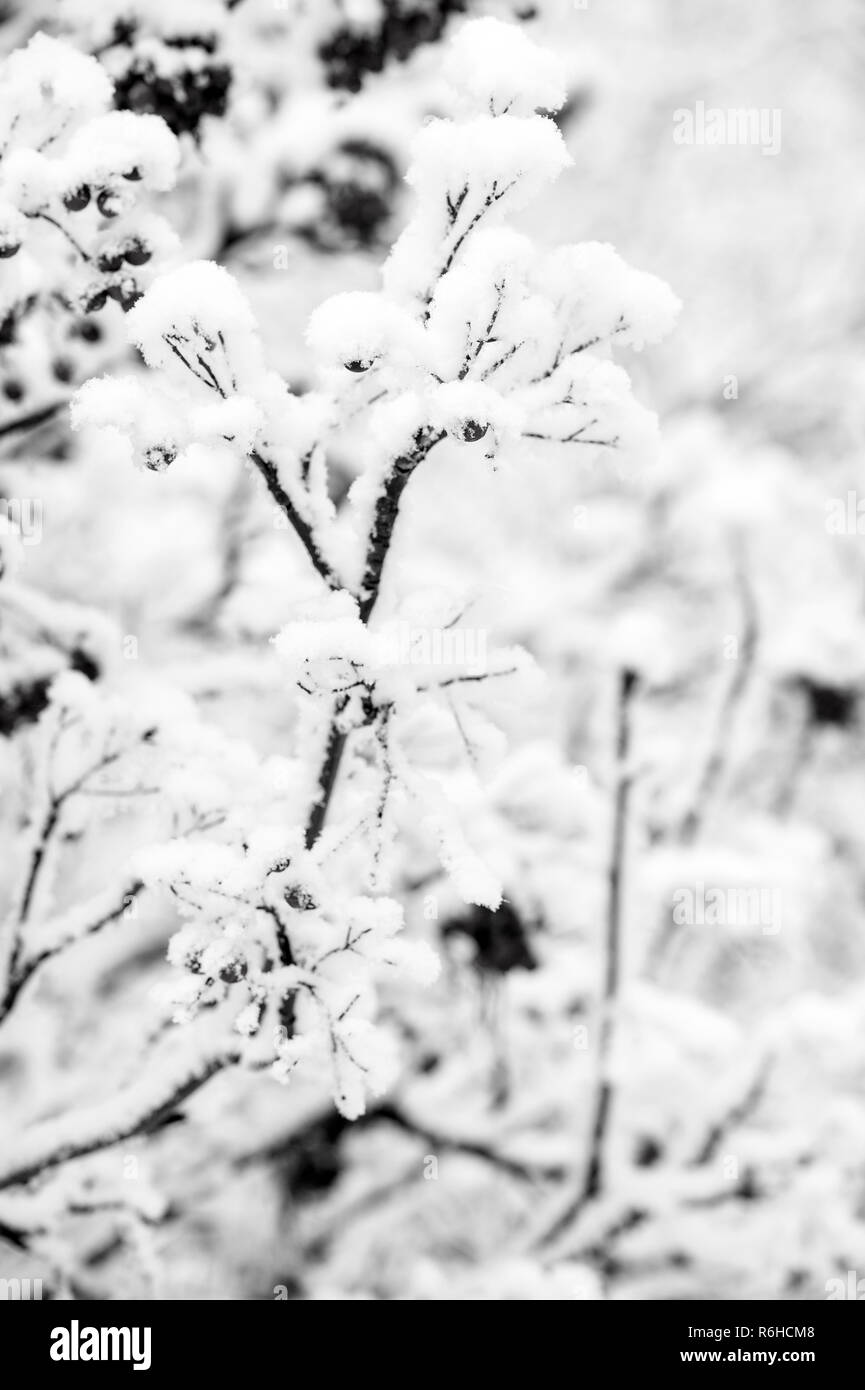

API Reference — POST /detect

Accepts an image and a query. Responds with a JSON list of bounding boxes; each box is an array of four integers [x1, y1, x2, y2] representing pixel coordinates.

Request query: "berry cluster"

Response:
[[105, 23, 231, 140], [319, 0, 467, 92], [1, 316, 104, 415], [285, 140, 399, 252]]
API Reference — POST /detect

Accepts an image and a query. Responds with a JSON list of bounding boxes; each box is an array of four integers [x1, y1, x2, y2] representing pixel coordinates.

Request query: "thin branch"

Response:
[[156, 330, 338, 592], [0, 1039, 240, 1191], [690, 1057, 773, 1167], [30, 211, 90, 262], [15, 796, 62, 932], [0, 880, 144, 1029], [357, 431, 443, 624], [538, 667, 639, 1248], [303, 431, 444, 847], [459, 283, 504, 379], [429, 180, 515, 305], [422, 666, 520, 692], [580, 669, 637, 1201], [250, 449, 338, 590], [304, 713, 350, 849], [0, 400, 66, 443]]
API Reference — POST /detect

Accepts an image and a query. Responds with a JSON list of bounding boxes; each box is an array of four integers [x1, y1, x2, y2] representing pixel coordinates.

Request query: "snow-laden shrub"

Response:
[[66, 17, 677, 1126]]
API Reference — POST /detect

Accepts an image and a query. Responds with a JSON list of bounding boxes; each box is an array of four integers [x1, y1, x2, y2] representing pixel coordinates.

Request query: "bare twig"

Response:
[[0, 400, 66, 443], [304, 429, 444, 847], [537, 667, 639, 1248], [250, 448, 339, 589], [0, 879, 144, 1028], [0, 1039, 240, 1191], [690, 1056, 772, 1167]]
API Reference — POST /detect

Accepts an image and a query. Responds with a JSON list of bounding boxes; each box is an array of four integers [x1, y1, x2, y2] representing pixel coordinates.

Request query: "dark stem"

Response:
[[0, 881, 144, 1029], [250, 449, 337, 589], [17, 798, 61, 927], [358, 437, 434, 624], [304, 714, 350, 850], [581, 668, 637, 1201], [690, 1057, 772, 1167], [303, 431, 442, 845], [0, 401, 65, 442], [0, 1046, 239, 1191], [538, 666, 638, 1248]]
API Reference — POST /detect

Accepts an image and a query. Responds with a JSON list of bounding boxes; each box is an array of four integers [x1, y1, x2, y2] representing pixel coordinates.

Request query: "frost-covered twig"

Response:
[[689, 1055, 773, 1167], [1, 700, 155, 996], [249, 449, 338, 591], [0, 400, 66, 443], [357, 431, 444, 625], [0, 1032, 239, 1191], [537, 668, 639, 1248], [304, 427, 444, 846], [581, 669, 638, 1202], [0, 878, 144, 1028]]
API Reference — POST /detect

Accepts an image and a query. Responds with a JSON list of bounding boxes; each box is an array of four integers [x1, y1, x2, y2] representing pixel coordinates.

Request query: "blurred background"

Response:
[[1, 0, 865, 1300]]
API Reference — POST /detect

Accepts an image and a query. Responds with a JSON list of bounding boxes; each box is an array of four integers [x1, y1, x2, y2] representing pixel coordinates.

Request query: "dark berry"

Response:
[[442, 901, 537, 974], [97, 252, 124, 273], [111, 18, 137, 46], [314, 139, 398, 250], [106, 276, 139, 308], [345, 358, 374, 373], [285, 885, 317, 911], [218, 959, 247, 984], [0, 240, 21, 259], [96, 189, 122, 218], [459, 419, 488, 442], [119, 285, 142, 311], [84, 289, 108, 312], [143, 443, 176, 471], [52, 358, 75, 384], [795, 676, 857, 729], [2, 380, 25, 403], [79, 320, 101, 342], [63, 186, 91, 212], [123, 167, 142, 181], [123, 239, 151, 266]]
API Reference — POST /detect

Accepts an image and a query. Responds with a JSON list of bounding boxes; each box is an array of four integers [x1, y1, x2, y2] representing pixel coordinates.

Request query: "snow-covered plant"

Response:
[[217, 0, 531, 257], [51, 0, 572, 265], [67, 15, 677, 1129], [0, 666, 257, 1031], [0, 32, 180, 439], [58, 0, 232, 142]]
